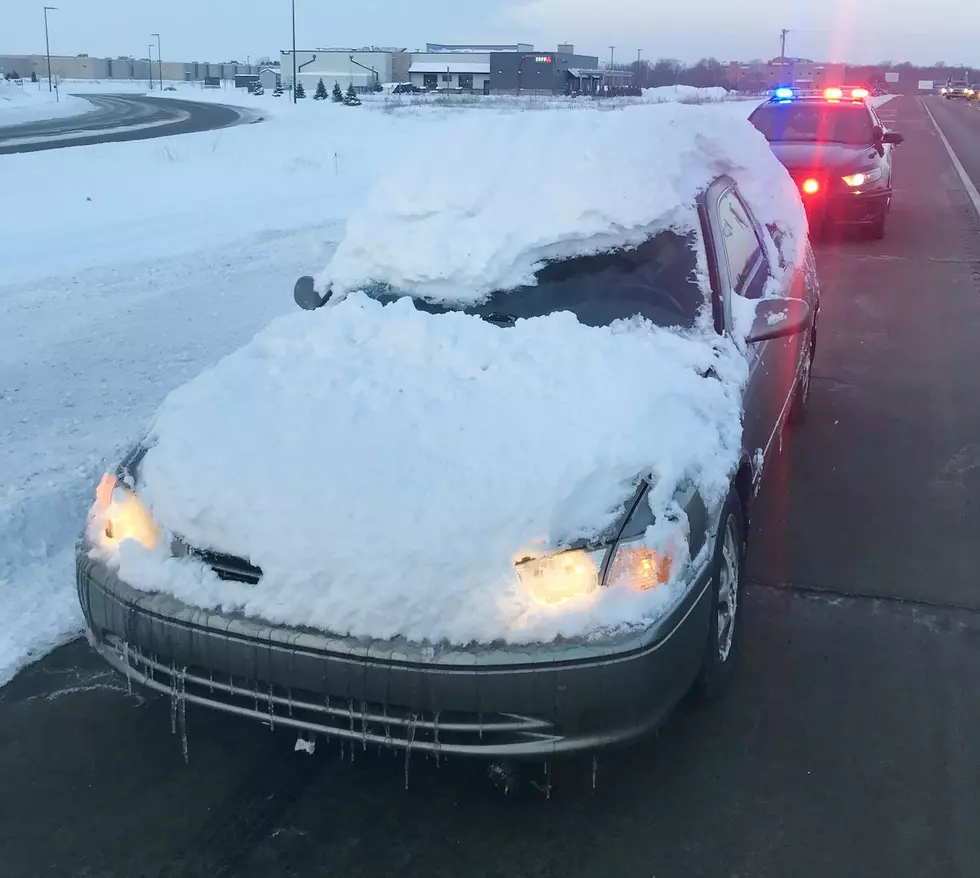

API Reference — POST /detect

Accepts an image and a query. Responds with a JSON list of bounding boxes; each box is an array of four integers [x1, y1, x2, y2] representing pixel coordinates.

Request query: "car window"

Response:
[[749, 101, 875, 145], [718, 191, 761, 287], [360, 229, 705, 329]]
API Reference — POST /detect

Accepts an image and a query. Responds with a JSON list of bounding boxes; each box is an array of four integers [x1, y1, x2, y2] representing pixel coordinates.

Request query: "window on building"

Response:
[[441, 73, 451, 83], [423, 73, 437, 89], [458, 74, 474, 90]]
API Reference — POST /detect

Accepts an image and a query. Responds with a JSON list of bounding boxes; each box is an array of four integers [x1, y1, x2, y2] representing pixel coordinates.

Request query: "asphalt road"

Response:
[[0, 93, 257, 155], [1, 95, 979, 878]]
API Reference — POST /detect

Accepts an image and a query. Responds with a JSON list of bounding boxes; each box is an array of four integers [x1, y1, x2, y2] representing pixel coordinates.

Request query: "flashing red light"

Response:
[[824, 87, 844, 100], [851, 87, 869, 99], [801, 178, 821, 195]]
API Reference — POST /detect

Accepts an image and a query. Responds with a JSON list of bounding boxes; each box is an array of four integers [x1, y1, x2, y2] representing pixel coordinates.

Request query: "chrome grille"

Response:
[[100, 634, 560, 756]]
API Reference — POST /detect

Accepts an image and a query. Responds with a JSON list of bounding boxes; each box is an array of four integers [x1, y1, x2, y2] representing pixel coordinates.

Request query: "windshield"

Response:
[[361, 229, 704, 329], [750, 102, 875, 145]]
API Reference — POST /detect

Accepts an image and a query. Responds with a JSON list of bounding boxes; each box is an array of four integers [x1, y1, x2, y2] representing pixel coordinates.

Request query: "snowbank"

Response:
[[124, 294, 748, 645], [642, 85, 730, 103], [0, 79, 95, 126], [320, 102, 807, 303]]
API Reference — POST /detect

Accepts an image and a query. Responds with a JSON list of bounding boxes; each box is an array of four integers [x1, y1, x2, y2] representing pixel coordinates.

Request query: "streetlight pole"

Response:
[[152, 33, 162, 90], [609, 46, 615, 68], [291, 0, 297, 104], [148, 45, 155, 89], [43, 6, 57, 93]]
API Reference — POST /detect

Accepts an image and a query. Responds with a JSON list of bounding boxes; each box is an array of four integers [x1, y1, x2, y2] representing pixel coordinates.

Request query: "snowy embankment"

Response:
[[0, 93, 798, 685], [0, 78, 96, 126]]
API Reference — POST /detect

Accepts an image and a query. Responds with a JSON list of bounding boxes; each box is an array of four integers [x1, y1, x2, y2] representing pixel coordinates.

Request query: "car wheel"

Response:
[[788, 326, 815, 426], [691, 491, 745, 702]]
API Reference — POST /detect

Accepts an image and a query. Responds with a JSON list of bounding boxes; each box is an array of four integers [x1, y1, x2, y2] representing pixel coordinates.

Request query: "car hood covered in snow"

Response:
[[116, 295, 748, 645]]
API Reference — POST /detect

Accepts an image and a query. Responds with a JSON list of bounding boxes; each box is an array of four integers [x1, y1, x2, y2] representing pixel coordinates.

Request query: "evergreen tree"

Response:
[[332, 81, 344, 102], [31, 71, 38, 83], [314, 77, 328, 100], [343, 82, 361, 105], [295, 80, 306, 98], [372, 78, 383, 92]]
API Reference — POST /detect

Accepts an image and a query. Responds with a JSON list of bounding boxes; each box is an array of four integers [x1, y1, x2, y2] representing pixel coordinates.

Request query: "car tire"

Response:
[[691, 491, 746, 702], [866, 208, 887, 240], [788, 325, 815, 426]]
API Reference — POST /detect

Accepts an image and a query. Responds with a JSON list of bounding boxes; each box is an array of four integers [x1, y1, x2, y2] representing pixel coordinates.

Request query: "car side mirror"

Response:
[[293, 275, 330, 310], [881, 131, 904, 145], [744, 297, 812, 344]]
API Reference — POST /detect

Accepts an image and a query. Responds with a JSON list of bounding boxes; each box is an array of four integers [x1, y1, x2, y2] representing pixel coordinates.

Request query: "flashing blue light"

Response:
[[774, 87, 794, 100]]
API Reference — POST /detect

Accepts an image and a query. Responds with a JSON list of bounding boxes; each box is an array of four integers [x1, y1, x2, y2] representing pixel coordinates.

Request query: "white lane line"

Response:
[[921, 96, 980, 219]]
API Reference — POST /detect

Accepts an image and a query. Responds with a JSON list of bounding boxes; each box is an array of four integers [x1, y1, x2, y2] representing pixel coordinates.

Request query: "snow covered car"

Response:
[[76, 105, 818, 762]]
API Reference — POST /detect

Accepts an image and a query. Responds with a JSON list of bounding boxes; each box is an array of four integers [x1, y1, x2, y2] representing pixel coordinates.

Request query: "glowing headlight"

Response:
[[516, 548, 604, 607], [841, 168, 882, 187], [91, 473, 160, 550], [605, 537, 674, 591]]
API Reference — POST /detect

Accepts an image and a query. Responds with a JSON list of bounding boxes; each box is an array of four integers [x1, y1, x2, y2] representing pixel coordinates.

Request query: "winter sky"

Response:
[[3, 0, 977, 66]]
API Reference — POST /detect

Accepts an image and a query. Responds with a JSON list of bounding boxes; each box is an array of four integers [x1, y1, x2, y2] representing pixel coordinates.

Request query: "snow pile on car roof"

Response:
[[118, 293, 749, 645], [318, 101, 807, 303]]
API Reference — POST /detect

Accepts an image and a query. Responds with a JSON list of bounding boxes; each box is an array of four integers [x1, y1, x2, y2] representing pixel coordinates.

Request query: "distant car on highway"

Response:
[[76, 106, 820, 768], [749, 86, 905, 239], [941, 80, 974, 99]]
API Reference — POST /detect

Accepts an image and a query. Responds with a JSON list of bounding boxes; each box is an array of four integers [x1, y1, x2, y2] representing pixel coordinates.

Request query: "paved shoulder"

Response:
[[923, 95, 980, 196], [0, 94, 257, 155]]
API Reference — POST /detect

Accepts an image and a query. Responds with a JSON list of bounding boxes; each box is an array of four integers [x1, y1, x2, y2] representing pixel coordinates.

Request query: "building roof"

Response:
[[409, 61, 491, 74], [567, 68, 603, 77]]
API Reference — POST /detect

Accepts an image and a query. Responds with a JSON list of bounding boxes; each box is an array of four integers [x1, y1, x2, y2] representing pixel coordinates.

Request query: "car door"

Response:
[[868, 103, 894, 180], [706, 184, 800, 489]]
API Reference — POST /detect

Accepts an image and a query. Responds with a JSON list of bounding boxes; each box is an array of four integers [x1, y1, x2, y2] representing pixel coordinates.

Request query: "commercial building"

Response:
[[0, 53, 257, 82], [726, 57, 846, 91], [280, 48, 408, 92], [408, 47, 493, 93], [488, 48, 605, 95]]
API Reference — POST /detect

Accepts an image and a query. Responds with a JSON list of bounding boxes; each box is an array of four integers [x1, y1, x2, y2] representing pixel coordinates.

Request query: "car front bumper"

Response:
[[806, 187, 891, 226], [76, 543, 714, 760]]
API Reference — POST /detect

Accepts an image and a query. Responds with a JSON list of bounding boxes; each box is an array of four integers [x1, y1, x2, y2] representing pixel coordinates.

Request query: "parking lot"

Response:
[[2, 95, 979, 878]]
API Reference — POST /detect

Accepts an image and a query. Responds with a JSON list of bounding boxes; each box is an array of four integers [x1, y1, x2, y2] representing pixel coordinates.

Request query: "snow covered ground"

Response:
[[0, 87, 846, 685], [0, 78, 96, 126]]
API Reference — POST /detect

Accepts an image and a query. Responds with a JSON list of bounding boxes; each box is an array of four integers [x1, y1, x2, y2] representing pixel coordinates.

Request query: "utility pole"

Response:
[[43, 6, 57, 93], [609, 46, 615, 68], [779, 28, 789, 82], [152, 33, 162, 90], [637, 49, 641, 63], [291, 0, 297, 104]]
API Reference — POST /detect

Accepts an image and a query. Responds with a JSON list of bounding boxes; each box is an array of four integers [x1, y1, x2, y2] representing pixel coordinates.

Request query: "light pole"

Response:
[[152, 33, 162, 90], [148, 45, 155, 89], [609, 46, 615, 68], [291, 0, 297, 104], [43, 6, 57, 93]]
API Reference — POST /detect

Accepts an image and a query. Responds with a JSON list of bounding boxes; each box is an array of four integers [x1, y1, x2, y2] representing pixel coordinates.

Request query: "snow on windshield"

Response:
[[116, 293, 749, 646], [318, 102, 807, 304]]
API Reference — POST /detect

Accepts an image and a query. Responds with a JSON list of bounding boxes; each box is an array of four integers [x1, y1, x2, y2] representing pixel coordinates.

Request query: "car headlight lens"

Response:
[[91, 473, 160, 550], [842, 167, 882, 187], [516, 547, 604, 607], [605, 537, 674, 591]]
